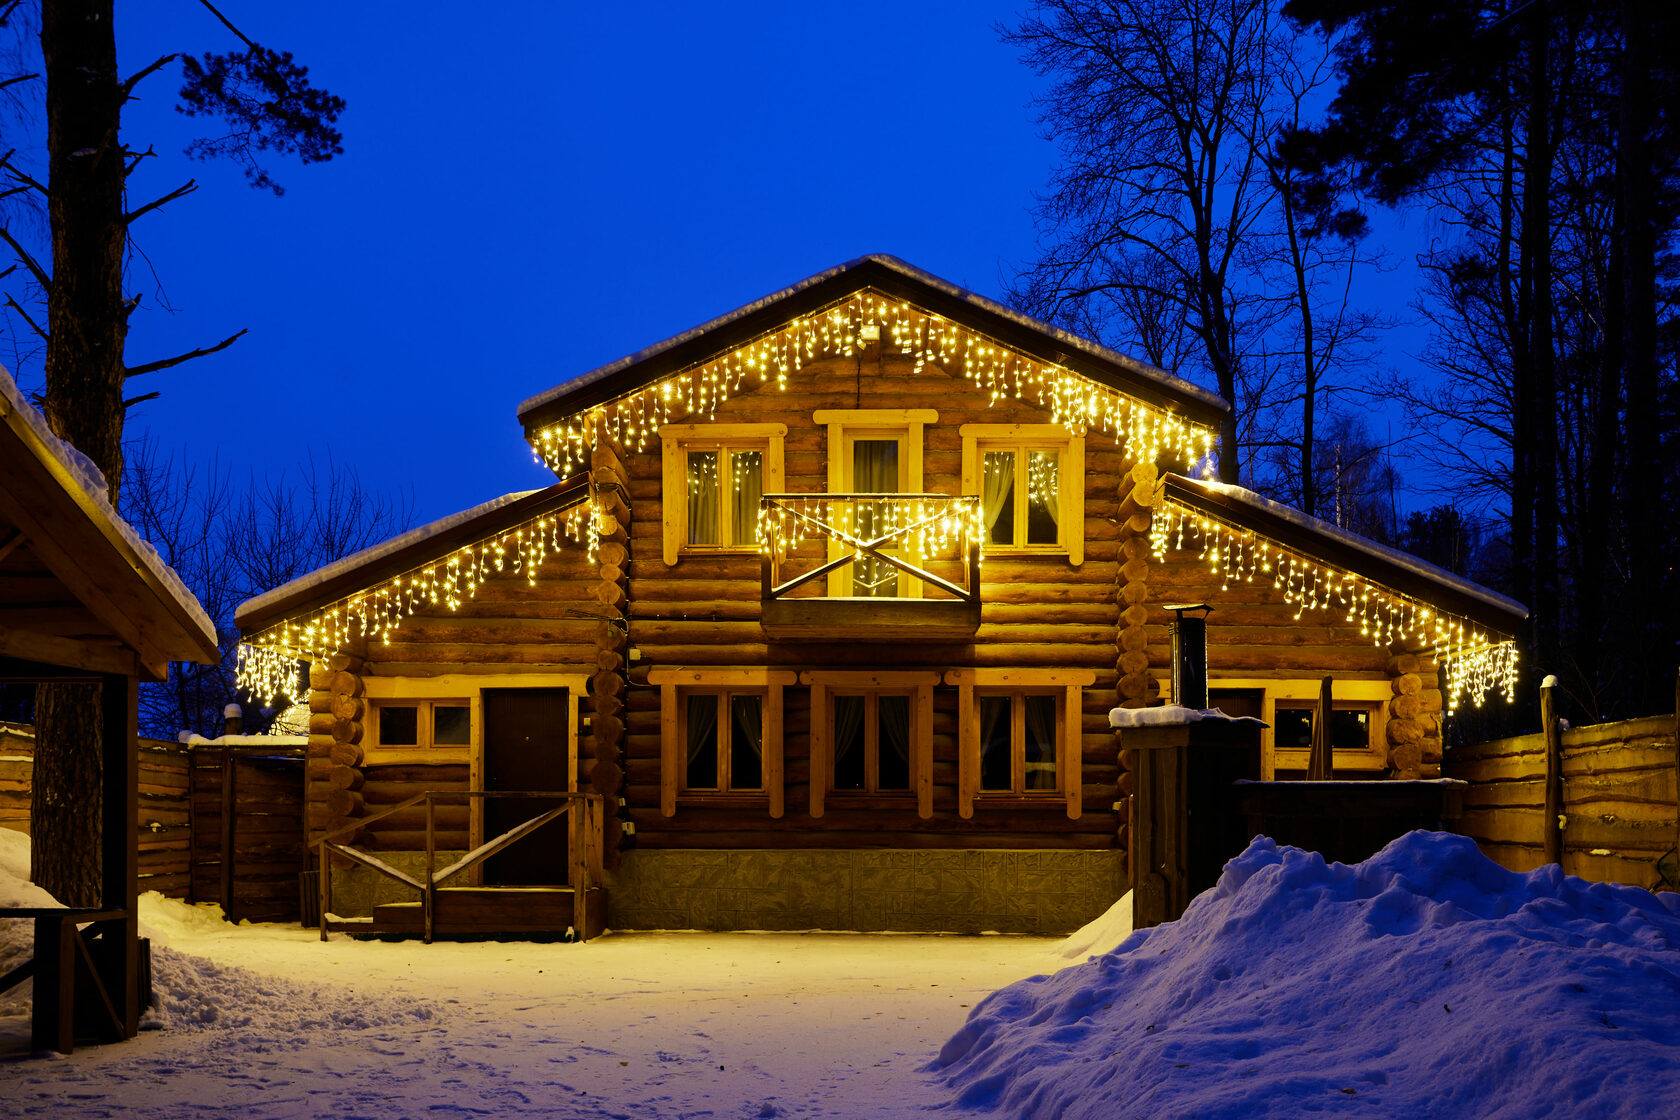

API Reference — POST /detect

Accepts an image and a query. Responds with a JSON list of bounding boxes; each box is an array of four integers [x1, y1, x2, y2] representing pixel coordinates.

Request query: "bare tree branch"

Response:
[[124, 327, 246, 378], [123, 179, 198, 226]]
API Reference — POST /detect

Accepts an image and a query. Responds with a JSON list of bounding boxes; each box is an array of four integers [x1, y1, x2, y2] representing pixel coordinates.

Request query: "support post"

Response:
[[1541, 677, 1563, 866], [98, 672, 138, 1039]]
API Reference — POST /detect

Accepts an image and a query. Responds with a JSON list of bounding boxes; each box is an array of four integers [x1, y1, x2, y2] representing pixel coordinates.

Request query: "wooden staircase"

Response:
[[356, 886, 608, 939], [317, 790, 607, 942]]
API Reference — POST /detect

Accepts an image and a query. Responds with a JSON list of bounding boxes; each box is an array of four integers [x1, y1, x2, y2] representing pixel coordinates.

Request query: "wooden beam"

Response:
[[0, 627, 137, 678], [0, 527, 24, 563]]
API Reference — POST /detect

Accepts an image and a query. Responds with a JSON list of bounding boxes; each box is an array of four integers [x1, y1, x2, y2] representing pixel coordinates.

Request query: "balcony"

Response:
[[758, 493, 982, 641]]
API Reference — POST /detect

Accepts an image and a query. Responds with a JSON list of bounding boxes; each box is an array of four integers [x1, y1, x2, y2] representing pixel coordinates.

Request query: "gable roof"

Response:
[[235, 478, 591, 638], [1159, 473, 1527, 639], [517, 254, 1230, 438], [0, 366, 219, 681]]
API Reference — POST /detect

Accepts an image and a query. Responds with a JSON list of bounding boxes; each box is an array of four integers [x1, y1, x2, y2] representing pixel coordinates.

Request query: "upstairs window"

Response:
[[660, 424, 785, 564], [961, 424, 1084, 564]]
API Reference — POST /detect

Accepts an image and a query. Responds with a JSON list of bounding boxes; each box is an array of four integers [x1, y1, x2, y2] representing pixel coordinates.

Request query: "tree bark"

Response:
[[30, 682, 102, 906], [31, 0, 127, 907]]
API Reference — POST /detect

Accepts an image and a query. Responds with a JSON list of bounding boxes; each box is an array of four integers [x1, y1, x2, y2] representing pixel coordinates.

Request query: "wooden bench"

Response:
[[0, 907, 134, 1053]]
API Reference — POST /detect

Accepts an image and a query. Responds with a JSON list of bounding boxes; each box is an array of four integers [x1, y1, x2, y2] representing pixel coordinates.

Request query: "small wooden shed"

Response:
[[0, 367, 218, 1051]]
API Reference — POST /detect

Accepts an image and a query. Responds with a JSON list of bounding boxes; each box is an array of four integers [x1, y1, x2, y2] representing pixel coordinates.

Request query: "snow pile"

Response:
[[1109, 705, 1266, 728], [0, 829, 433, 1041], [936, 831, 1680, 1119], [1045, 890, 1135, 966]]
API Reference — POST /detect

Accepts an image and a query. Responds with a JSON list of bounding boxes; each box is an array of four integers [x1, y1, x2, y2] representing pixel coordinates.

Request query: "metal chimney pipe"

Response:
[[1165, 603, 1212, 710]]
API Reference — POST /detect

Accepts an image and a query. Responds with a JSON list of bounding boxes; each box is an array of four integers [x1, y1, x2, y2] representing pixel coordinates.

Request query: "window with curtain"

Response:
[[975, 691, 1061, 795], [979, 444, 1061, 548], [685, 446, 764, 548], [851, 438, 901, 597], [831, 691, 912, 794], [681, 691, 765, 792]]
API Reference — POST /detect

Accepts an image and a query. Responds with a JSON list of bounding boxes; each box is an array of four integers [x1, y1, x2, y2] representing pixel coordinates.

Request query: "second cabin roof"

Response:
[[515, 254, 1231, 438]]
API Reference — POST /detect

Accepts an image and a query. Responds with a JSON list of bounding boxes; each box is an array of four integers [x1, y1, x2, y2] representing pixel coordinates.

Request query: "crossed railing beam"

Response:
[[760, 492, 980, 602]]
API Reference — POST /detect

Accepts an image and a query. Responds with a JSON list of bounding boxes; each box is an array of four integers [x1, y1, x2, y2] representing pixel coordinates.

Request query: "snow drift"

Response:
[[936, 831, 1680, 1120]]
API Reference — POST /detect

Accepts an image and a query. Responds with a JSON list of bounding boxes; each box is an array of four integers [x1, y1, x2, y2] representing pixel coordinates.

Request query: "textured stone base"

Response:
[[605, 849, 1128, 934], [328, 851, 465, 918]]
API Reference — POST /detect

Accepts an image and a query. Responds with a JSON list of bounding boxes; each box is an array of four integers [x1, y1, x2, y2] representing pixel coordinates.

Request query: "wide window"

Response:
[[373, 699, 471, 752], [681, 690, 765, 793], [805, 670, 938, 819], [1207, 680, 1391, 778], [960, 424, 1084, 564], [660, 424, 786, 564], [947, 668, 1092, 819], [649, 667, 794, 817], [831, 692, 912, 793]]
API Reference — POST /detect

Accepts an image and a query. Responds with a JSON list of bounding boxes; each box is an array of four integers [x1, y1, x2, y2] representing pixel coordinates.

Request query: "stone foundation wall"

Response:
[[328, 851, 466, 917], [605, 848, 1127, 934]]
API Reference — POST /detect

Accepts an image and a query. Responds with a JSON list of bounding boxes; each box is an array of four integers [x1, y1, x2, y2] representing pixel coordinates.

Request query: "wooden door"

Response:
[[482, 687, 570, 886]]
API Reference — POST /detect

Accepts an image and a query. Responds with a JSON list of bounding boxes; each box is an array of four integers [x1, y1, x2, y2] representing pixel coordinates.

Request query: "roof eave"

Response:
[[516, 255, 1230, 438]]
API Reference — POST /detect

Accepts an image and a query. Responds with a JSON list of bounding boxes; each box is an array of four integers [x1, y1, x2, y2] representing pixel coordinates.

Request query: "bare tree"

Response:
[[122, 442, 411, 740]]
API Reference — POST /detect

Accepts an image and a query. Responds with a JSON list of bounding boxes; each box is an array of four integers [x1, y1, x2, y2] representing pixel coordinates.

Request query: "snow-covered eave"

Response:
[[0, 367, 218, 665], [515, 254, 1231, 437], [235, 477, 591, 636], [1161, 473, 1528, 638]]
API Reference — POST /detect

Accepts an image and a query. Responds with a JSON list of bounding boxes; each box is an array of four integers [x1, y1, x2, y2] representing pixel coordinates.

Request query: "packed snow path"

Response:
[[5, 830, 1678, 1117]]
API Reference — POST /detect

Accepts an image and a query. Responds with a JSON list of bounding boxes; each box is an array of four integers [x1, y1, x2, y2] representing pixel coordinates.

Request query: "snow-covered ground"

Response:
[[3, 827, 1677, 1118]]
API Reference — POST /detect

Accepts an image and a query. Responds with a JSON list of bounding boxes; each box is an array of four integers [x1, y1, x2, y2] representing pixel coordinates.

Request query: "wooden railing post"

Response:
[[317, 841, 329, 942], [423, 795, 436, 944], [1541, 676, 1563, 866]]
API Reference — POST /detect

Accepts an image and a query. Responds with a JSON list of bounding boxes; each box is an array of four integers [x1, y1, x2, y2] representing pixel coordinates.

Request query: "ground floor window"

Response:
[[832, 691, 912, 793], [1208, 680, 1392, 778], [978, 691, 1060, 793], [803, 670, 938, 819], [947, 668, 1093, 820], [372, 699, 471, 752], [682, 690, 765, 793]]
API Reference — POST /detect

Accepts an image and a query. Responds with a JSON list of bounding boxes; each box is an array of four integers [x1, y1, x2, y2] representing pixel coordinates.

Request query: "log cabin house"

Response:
[[233, 255, 1524, 937]]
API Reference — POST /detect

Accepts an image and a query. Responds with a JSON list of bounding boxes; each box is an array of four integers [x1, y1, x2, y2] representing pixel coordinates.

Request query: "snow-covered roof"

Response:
[[1161, 473, 1527, 636], [0, 364, 218, 676], [234, 477, 591, 634], [516, 254, 1230, 435]]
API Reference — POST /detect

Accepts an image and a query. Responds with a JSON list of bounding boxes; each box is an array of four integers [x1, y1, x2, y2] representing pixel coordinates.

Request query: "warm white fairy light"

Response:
[[1149, 499, 1519, 713], [759, 494, 985, 578], [528, 290, 1217, 475], [237, 497, 601, 696]]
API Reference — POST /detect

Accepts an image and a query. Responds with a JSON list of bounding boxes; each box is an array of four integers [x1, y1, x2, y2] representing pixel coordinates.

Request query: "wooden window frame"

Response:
[[649, 667, 793, 817], [368, 698, 472, 760], [660, 423, 787, 565], [812, 409, 937, 598], [676, 688, 768, 795], [960, 424, 1084, 565], [1204, 677, 1392, 779], [947, 668, 1092, 820], [802, 669, 937, 819]]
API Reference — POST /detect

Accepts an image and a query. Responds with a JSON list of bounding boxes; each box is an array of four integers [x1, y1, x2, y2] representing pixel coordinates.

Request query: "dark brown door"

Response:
[[482, 687, 570, 886]]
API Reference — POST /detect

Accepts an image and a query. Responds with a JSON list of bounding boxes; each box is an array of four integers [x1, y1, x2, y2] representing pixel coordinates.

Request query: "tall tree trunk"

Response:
[[1521, 8, 1559, 687], [40, 0, 128, 501], [29, 683, 102, 906], [32, 0, 128, 904]]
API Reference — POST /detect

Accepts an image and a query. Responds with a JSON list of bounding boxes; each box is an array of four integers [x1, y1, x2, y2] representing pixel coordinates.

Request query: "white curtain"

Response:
[[879, 694, 910, 790], [1029, 450, 1059, 527], [983, 451, 1015, 542], [853, 440, 899, 596], [731, 450, 762, 546], [834, 694, 865, 787], [1023, 695, 1057, 790], [685, 694, 718, 765], [978, 695, 1010, 791], [732, 694, 763, 759], [731, 694, 763, 790], [687, 451, 720, 545]]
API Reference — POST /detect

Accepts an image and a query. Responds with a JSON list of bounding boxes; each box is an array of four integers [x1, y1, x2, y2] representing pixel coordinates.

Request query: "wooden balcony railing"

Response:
[[758, 492, 982, 603]]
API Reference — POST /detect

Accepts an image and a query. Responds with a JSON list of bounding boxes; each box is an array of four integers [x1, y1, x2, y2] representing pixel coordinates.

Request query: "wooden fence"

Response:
[[1446, 712, 1678, 889], [2, 729, 306, 922]]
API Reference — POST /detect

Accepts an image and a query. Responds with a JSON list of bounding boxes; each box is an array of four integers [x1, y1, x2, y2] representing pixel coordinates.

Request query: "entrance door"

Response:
[[482, 687, 570, 886]]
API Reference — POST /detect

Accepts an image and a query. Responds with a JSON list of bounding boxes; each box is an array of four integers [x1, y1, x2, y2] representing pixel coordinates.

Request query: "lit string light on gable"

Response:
[[528, 290, 1217, 475], [236, 498, 600, 707], [1148, 498, 1519, 713]]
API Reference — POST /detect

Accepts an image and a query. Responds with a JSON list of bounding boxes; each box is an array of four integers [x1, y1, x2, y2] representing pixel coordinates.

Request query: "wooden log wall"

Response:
[[361, 761, 470, 851], [1113, 458, 1159, 861], [1385, 648, 1444, 778], [307, 651, 368, 846], [619, 348, 1125, 851], [589, 431, 631, 867], [1445, 713, 1678, 887], [0, 723, 33, 834]]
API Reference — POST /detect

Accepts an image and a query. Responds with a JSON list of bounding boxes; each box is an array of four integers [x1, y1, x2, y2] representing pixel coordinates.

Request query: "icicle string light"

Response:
[[1149, 499, 1519, 713], [759, 494, 985, 570], [236, 497, 601, 705], [529, 290, 1217, 475]]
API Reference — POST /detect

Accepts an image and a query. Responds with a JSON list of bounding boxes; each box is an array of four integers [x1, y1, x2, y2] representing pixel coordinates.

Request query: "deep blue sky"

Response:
[[18, 2, 1430, 530]]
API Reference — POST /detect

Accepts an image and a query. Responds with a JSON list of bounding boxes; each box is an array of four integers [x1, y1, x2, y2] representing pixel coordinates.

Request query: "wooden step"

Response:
[[366, 886, 607, 939]]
